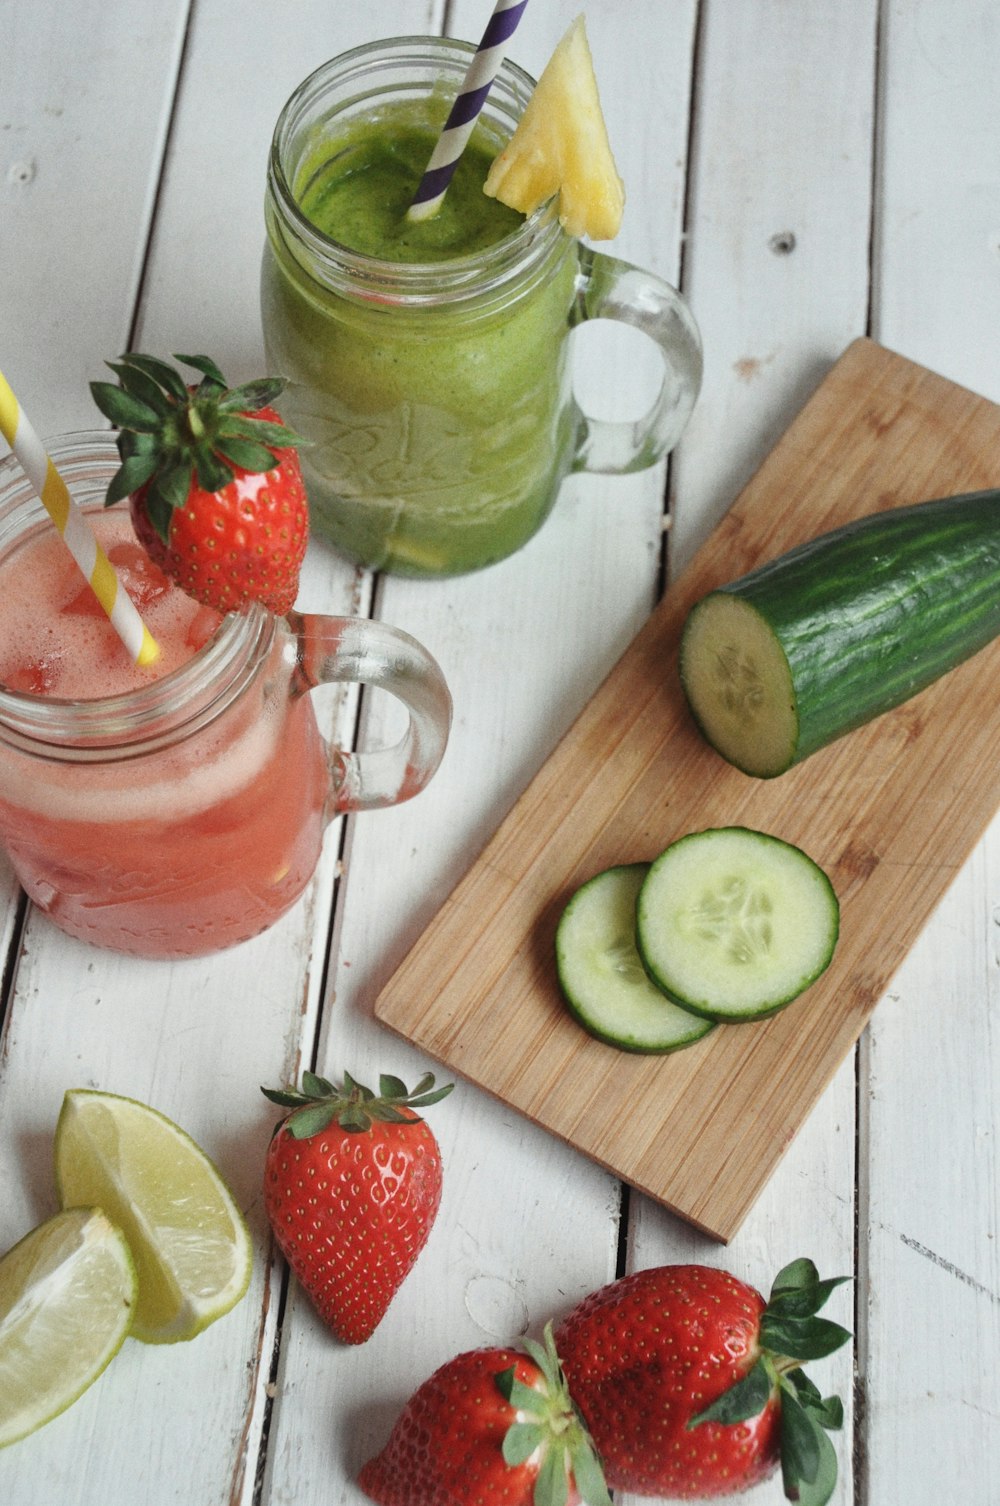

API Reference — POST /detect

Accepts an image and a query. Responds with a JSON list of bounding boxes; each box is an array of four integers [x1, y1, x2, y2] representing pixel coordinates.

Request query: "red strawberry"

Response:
[[261, 1069, 452, 1344], [91, 351, 308, 615], [359, 1324, 610, 1506], [554, 1259, 850, 1503]]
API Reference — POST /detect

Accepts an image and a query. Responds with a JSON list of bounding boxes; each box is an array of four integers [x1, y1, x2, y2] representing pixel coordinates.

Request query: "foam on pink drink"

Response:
[[0, 509, 222, 698]]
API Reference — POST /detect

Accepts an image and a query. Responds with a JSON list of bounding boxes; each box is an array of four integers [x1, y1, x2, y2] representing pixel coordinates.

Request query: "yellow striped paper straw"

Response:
[[0, 369, 160, 667]]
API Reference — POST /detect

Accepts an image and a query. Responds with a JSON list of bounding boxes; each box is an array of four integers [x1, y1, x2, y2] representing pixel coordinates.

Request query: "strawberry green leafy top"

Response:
[[90, 352, 303, 542], [261, 1069, 454, 1138], [692, 1257, 850, 1506]]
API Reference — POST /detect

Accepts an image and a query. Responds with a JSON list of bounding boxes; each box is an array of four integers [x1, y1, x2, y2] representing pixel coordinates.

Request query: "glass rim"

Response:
[[0, 432, 275, 762], [265, 34, 565, 306]]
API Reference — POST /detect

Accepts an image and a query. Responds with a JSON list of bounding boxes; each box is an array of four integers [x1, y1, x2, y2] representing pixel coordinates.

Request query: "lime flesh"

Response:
[[54, 1089, 252, 1344], [0, 1206, 136, 1448]]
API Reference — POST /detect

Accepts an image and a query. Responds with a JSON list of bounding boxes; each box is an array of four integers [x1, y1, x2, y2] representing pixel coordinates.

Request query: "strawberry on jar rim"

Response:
[[261, 1068, 452, 1346], [91, 351, 308, 615], [359, 1324, 611, 1506], [553, 1258, 850, 1503]]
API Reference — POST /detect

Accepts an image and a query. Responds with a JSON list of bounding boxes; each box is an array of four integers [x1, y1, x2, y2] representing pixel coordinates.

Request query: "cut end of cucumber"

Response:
[[679, 593, 798, 778], [556, 863, 715, 1053], [636, 827, 839, 1022]]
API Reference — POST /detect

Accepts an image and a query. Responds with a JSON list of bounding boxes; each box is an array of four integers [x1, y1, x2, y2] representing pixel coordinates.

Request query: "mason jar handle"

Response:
[[289, 612, 452, 814], [570, 246, 703, 474]]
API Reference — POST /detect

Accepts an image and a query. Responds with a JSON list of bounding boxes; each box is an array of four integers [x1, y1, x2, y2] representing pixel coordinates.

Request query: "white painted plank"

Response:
[[669, 0, 879, 579], [0, 0, 190, 433], [857, 840, 1000, 1502], [134, 0, 445, 382], [3, 2, 996, 1504], [873, 0, 1000, 404], [261, 3, 701, 1502], [0, 0, 187, 987], [0, 4, 424, 1504], [617, 5, 880, 1501], [0, 844, 342, 1506], [0, 0, 189, 966], [2, 0, 374, 987], [864, 2, 1000, 1500], [0, 14, 218, 1504]]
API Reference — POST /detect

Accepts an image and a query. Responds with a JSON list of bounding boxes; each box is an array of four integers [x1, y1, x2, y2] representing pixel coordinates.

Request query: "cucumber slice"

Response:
[[636, 828, 839, 1021], [556, 863, 715, 1052]]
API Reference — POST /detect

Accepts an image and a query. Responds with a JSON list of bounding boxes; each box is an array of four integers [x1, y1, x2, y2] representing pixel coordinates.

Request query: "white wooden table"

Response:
[[2, 3, 998, 1503]]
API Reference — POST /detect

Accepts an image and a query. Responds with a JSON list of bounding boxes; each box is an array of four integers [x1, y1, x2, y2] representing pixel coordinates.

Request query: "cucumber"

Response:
[[636, 828, 839, 1022], [679, 490, 1000, 777], [555, 863, 715, 1053]]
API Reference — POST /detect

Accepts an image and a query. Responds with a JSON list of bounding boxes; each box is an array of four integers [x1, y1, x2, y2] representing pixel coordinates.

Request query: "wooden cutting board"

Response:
[[375, 339, 1000, 1242]]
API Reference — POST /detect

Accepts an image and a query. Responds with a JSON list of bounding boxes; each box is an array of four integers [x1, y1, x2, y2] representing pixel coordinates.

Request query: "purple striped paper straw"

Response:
[[407, 0, 530, 221]]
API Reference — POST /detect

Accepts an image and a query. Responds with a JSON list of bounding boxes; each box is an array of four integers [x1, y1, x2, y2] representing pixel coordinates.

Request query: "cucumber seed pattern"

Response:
[[687, 876, 774, 964], [606, 936, 649, 984], [713, 644, 764, 716]]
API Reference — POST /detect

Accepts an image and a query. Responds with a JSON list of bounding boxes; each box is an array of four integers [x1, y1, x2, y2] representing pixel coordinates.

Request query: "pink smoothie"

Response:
[[0, 510, 330, 957], [0, 511, 222, 697]]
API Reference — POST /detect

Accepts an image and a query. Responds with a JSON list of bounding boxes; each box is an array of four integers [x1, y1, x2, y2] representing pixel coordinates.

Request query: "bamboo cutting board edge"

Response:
[[375, 339, 1000, 1241]]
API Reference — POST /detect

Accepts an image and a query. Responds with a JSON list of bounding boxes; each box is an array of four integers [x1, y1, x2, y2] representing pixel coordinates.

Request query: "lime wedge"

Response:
[[0, 1206, 136, 1448], [54, 1090, 252, 1344]]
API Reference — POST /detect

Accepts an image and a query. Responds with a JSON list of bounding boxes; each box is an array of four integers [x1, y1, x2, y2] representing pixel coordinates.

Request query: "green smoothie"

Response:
[[261, 99, 579, 577], [296, 116, 524, 263]]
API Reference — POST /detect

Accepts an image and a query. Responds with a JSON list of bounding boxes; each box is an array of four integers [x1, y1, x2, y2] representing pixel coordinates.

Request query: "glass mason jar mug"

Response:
[[261, 36, 703, 578], [0, 435, 452, 959]]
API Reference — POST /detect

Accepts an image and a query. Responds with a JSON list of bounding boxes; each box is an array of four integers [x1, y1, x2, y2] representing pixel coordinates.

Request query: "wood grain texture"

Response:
[[376, 338, 1000, 1241]]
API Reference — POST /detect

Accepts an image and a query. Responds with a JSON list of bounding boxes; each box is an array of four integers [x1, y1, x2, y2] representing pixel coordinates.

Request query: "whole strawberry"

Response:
[[91, 351, 308, 614], [359, 1324, 611, 1506], [554, 1259, 850, 1503], [261, 1069, 451, 1344]]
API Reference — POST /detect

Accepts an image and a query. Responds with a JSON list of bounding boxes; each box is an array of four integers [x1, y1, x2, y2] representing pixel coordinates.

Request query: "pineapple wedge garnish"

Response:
[[484, 15, 624, 240]]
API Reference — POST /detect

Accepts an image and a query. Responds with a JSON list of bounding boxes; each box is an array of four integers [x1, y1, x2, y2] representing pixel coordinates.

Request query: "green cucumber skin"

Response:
[[562, 997, 712, 1055], [687, 489, 1000, 771]]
